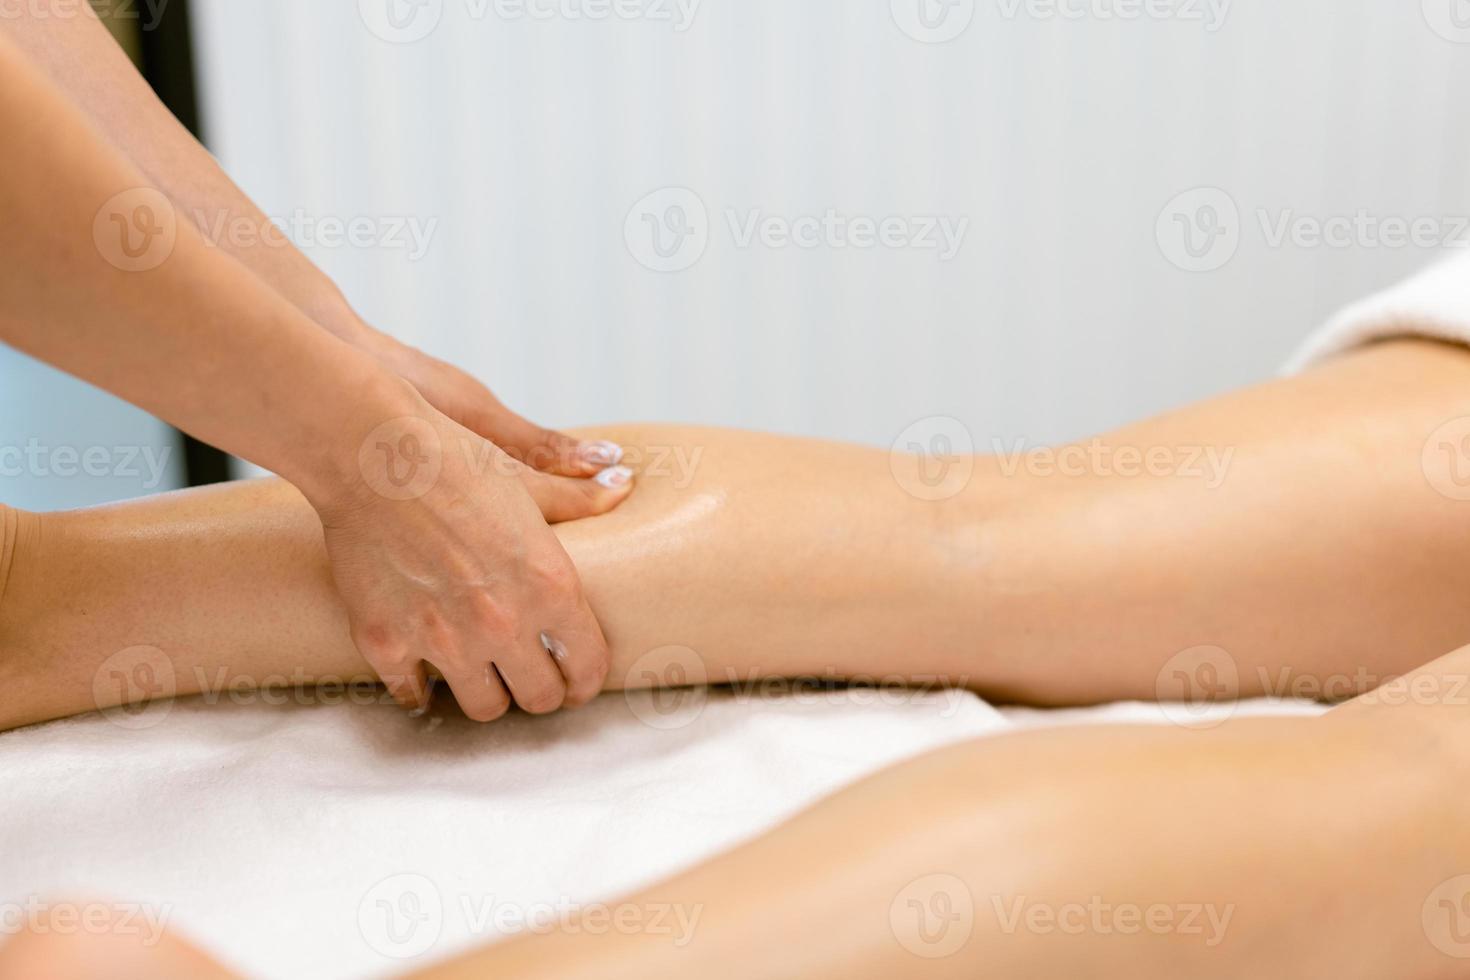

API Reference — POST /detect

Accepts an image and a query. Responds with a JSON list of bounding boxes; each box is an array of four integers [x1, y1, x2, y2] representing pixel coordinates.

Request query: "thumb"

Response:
[[518, 462, 635, 524]]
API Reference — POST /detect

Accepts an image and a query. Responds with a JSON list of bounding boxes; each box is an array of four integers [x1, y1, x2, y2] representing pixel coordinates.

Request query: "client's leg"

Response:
[[5, 337, 1470, 729], [0, 424, 996, 731], [414, 646, 1470, 980], [981, 337, 1470, 704]]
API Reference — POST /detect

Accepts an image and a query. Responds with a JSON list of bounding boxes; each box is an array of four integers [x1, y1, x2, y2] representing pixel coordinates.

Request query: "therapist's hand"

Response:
[[304, 312, 626, 520], [364, 329, 625, 479], [315, 395, 630, 720]]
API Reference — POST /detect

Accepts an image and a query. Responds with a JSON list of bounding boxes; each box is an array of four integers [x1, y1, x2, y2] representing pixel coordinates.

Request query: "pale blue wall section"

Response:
[[0, 346, 185, 512]]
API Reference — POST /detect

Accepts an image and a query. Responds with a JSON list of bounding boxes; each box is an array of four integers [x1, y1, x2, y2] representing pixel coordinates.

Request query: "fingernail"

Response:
[[540, 630, 569, 662], [579, 440, 624, 468], [595, 465, 634, 489]]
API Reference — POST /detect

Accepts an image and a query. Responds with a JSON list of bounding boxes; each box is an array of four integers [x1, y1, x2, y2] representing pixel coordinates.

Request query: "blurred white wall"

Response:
[[191, 0, 1470, 456]]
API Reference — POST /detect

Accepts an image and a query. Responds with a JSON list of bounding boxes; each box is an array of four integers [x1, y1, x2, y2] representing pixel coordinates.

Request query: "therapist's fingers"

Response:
[[407, 617, 513, 723], [438, 656, 514, 723], [486, 408, 625, 478], [447, 378, 613, 477], [518, 462, 635, 523], [494, 635, 570, 716], [541, 593, 613, 709], [350, 625, 432, 713], [392, 346, 618, 478]]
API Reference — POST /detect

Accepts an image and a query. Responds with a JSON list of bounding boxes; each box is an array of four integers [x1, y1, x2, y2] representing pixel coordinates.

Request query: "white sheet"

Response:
[[5, 252, 1466, 978], [0, 689, 1004, 978], [0, 688, 1321, 979]]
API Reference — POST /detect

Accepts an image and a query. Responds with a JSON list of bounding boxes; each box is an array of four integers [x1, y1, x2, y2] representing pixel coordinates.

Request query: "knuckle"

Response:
[[352, 621, 403, 661], [565, 644, 611, 705], [461, 690, 511, 723], [532, 427, 573, 461], [581, 482, 616, 514], [564, 680, 599, 708], [530, 555, 579, 599], [533, 428, 567, 460], [495, 613, 524, 644], [516, 684, 566, 716], [468, 593, 518, 640]]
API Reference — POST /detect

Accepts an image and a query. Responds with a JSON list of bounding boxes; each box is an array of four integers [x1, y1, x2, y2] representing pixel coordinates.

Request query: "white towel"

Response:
[[1286, 248, 1470, 372], [0, 685, 1011, 978]]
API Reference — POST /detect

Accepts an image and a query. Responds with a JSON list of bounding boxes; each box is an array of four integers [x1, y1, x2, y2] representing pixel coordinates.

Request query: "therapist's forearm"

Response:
[[0, 37, 414, 501], [0, 2, 370, 343], [0, 4, 626, 489]]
